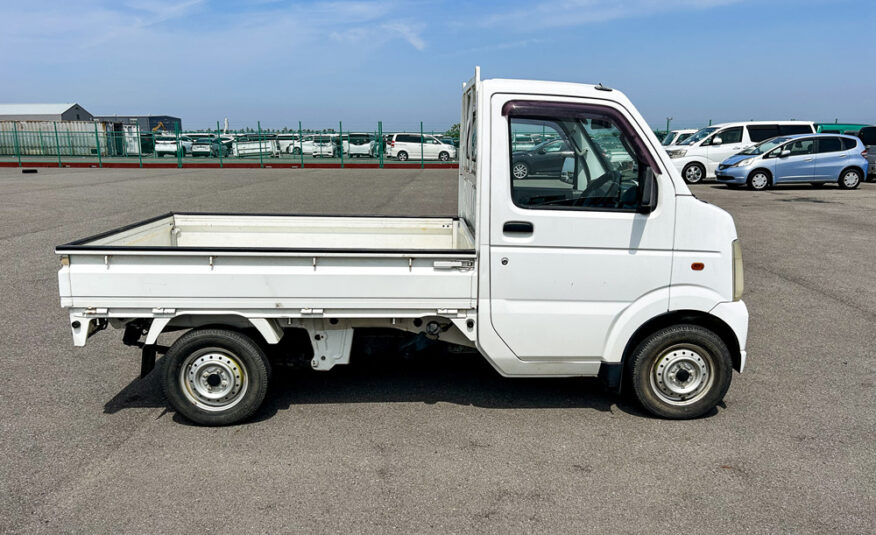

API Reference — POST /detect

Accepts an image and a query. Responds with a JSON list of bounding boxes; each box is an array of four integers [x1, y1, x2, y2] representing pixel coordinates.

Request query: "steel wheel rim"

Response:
[[180, 347, 248, 412], [752, 173, 768, 189], [843, 171, 859, 187], [512, 163, 528, 179], [686, 165, 702, 182], [650, 344, 714, 406]]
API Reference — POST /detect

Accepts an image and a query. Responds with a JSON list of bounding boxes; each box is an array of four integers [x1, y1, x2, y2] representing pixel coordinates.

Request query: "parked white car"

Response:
[[56, 67, 747, 426], [386, 133, 457, 161], [154, 135, 193, 157], [666, 121, 815, 183], [311, 135, 335, 157], [348, 133, 376, 157], [276, 134, 299, 155], [231, 134, 278, 158], [661, 129, 697, 147]]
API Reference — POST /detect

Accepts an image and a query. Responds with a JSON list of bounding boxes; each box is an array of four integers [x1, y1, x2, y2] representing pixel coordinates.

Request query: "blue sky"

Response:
[[1, 0, 873, 131]]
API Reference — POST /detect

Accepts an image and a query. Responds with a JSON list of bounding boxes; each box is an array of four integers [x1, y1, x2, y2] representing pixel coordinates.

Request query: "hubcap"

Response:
[[180, 349, 248, 411], [686, 165, 702, 182], [513, 164, 528, 179], [752, 173, 768, 189], [650, 345, 714, 406], [843, 171, 859, 187]]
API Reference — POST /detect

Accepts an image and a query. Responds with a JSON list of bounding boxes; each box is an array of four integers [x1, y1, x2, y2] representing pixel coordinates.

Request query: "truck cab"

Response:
[[57, 68, 748, 425]]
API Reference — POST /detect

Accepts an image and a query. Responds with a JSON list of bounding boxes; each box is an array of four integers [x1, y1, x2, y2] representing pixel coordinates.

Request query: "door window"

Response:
[[815, 137, 842, 153], [786, 139, 815, 156], [707, 126, 743, 145], [507, 106, 648, 212]]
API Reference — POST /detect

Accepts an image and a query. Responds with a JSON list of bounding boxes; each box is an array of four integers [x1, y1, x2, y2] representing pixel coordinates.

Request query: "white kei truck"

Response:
[[56, 68, 748, 426]]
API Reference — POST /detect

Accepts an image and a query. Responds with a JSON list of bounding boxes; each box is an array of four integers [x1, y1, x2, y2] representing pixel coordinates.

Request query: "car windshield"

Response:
[[679, 127, 718, 145], [740, 136, 790, 155], [661, 132, 676, 146]]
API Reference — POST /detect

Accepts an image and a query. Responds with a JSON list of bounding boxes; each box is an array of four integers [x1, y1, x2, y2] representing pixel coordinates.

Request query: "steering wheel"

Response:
[[574, 172, 621, 206]]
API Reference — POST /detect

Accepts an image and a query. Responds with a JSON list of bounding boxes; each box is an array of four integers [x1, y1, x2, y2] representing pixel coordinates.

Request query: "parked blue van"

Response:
[[716, 134, 868, 190]]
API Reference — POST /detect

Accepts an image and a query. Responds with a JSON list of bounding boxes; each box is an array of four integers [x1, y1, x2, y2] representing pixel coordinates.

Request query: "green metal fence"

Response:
[[0, 120, 462, 168]]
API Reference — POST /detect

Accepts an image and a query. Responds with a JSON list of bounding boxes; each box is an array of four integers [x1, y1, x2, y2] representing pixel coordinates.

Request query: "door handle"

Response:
[[804, 158, 814, 162], [503, 221, 533, 234]]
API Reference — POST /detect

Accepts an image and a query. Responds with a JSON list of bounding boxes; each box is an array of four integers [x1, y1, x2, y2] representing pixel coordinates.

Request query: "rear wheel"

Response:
[[838, 168, 861, 189], [397, 151, 409, 161], [628, 324, 733, 419], [162, 328, 271, 426], [682, 163, 705, 184], [747, 169, 771, 190]]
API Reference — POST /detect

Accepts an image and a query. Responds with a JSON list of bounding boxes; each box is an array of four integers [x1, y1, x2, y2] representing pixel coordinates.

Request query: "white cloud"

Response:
[[382, 22, 426, 50], [483, 0, 747, 29]]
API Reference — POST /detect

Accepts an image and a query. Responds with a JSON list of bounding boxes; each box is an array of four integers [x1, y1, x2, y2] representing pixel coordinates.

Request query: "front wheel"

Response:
[[162, 328, 271, 426], [511, 161, 529, 179], [682, 163, 705, 184], [838, 168, 861, 189], [628, 324, 733, 419], [438, 151, 450, 161], [747, 170, 771, 190]]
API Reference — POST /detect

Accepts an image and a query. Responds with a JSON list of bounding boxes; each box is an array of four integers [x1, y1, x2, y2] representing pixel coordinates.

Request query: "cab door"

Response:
[[487, 97, 675, 359]]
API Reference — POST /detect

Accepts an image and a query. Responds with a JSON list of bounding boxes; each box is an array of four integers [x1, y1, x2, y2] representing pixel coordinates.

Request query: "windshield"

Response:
[[740, 136, 790, 155], [661, 132, 677, 146], [680, 127, 718, 145]]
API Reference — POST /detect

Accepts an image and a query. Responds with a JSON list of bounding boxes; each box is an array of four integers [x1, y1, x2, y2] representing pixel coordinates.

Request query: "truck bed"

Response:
[[56, 213, 477, 316]]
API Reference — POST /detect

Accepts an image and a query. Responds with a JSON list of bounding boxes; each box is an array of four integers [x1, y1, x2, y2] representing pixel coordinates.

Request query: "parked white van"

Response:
[[348, 133, 376, 157], [386, 133, 457, 161], [667, 121, 815, 183]]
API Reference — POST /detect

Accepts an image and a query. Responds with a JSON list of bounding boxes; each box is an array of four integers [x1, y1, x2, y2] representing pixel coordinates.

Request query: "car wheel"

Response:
[[162, 328, 271, 426], [628, 324, 733, 419], [747, 170, 771, 190], [682, 163, 706, 184], [439, 151, 449, 161], [397, 151, 409, 161], [838, 168, 862, 189], [512, 162, 529, 179]]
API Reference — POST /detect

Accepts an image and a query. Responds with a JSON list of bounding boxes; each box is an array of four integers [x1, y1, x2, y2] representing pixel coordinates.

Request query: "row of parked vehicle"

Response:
[[152, 131, 459, 160], [661, 121, 874, 189]]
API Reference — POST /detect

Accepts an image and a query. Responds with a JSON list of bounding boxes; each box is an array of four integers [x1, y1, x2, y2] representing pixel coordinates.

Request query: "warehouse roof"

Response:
[[0, 103, 81, 115]]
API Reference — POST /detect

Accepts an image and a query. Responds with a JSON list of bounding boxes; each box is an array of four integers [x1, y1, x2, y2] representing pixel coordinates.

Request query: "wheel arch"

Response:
[[839, 165, 864, 180], [748, 167, 772, 184], [619, 310, 743, 378], [145, 314, 283, 346]]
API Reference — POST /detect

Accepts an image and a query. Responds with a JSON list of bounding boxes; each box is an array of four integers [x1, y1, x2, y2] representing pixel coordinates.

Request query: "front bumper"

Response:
[[715, 165, 750, 184], [710, 300, 749, 372]]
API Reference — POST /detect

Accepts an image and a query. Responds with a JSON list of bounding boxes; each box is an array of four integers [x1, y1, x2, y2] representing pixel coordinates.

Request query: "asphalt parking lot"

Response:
[[1, 167, 874, 533]]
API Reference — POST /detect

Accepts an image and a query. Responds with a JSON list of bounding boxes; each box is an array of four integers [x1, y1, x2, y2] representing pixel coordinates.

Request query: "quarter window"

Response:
[[507, 105, 649, 212], [840, 137, 857, 150], [747, 125, 779, 143]]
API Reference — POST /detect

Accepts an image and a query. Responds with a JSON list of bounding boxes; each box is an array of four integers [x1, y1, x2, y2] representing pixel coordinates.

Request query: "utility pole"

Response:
[[665, 116, 672, 134]]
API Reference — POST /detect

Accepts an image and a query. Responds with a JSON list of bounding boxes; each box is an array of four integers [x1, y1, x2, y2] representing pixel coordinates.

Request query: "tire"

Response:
[[511, 161, 529, 179], [292, 147, 301, 155], [397, 151, 409, 161], [838, 168, 862, 189], [628, 324, 733, 419], [438, 151, 450, 162], [747, 169, 771, 190], [162, 328, 271, 426], [682, 162, 706, 184]]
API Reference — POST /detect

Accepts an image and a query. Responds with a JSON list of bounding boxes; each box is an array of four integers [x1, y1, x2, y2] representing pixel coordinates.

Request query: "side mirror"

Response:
[[711, 136, 723, 146], [779, 149, 791, 158], [560, 157, 575, 184], [537, 149, 546, 154], [638, 167, 658, 214]]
